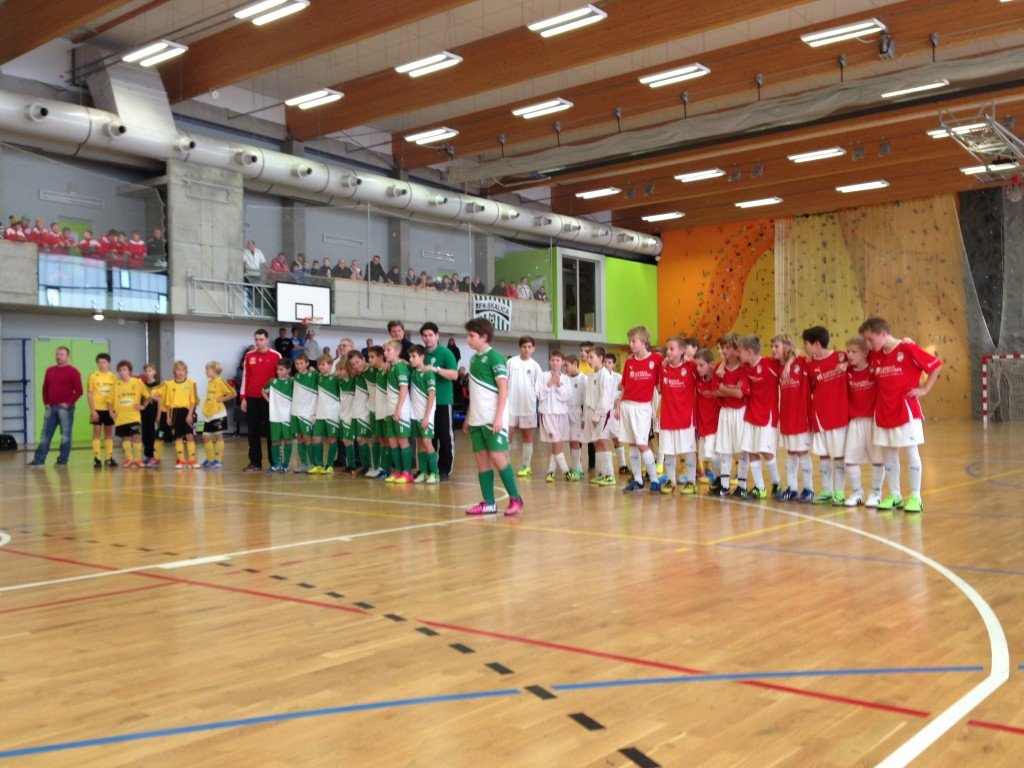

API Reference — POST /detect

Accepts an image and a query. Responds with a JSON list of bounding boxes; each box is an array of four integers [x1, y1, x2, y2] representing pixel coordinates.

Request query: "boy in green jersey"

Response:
[[346, 351, 374, 475], [262, 359, 294, 472], [409, 344, 439, 484], [309, 353, 341, 474], [290, 354, 319, 473], [383, 339, 415, 484]]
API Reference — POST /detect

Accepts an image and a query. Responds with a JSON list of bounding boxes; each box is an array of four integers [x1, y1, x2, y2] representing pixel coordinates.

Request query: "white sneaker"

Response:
[[413, 473, 426, 484], [864, 492, 882, 508], [364, 467, 381, 479], [425, 474, 438, 485], [845, 493, 864, 507]]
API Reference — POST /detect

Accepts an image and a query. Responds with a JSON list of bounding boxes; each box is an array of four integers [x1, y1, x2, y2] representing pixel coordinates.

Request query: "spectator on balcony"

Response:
[[126, 231, 147, 268], [269, 252, 290, 275], [273, 327, 295, 359], [449, 273, 462, 293], [3, 216, 28, 241], [386, 264, 402, 284], [321, 258, 334, 278], [470, 276, 486, 294], [348, 259, 362, 280], [405, 267, 417, 286], [360, 338, 374, 361], [415, 271, 431, 288], [505, 281, 518, 299], [534, 284, 548, 302], [332, 259, 348, 278], [292, 253, 310, 273], [310, 259, 327, 277], [79, 229, 101, 259], [29, 218, 47, 245], [108, 232, 129, 267], [435, 275, 450, 292], [61, 227, 77, 254], [44, 222, 64, 253], [366, 254, 387, 283], [459, 275, 471, 292], [147, 228, 166, 260], [516, 276, 534, 300], [491, 279, 508, 296], [242, 239, 267, 283]]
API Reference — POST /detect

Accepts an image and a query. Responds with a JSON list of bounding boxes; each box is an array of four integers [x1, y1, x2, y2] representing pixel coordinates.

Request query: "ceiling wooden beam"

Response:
[[0, 0, 138, 65], [160, 0, 475, 103], [286, 0, 813, 141]]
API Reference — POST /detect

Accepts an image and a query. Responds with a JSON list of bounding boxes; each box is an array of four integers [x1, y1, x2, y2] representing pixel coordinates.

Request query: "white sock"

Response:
[[737, 454, 748, 485], [846, 464, 863, 496], [664, 455, 677, 483], [799, 454, 813, 491], [721, 455, 735, 484], [617, 445, 627, 467], [571, 447, 583, 472], [522, 442, 534, 467], [766, 457, 779, 486], [657, 447, 665, 466], [871, 463, 884, 495], [684, 453, 697, 484], [641, 449, 659, 483], [906, 445, 922, 496], [629, 446, 643, 482], [819, 456, 833, 494], [554, 452, 569, 474], [547, 454, 557, 474], [710, 453, 721, 478], [834, 459, 846, 496], [598, 451, 610, 477], [786, 454, 798, 490], [884, 449, 901, 496], [748, 457, 763, 490]]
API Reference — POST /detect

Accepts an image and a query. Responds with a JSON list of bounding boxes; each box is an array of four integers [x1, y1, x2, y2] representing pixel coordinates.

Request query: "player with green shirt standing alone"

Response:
[[463, 317, 524, 516]]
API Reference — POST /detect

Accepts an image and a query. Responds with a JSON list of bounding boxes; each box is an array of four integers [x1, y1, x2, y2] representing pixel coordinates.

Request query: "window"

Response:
[[557, 249, 602, 339]]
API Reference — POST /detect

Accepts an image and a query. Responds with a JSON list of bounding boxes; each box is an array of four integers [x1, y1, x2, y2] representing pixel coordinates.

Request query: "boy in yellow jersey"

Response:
[[201, 361, 236, 469], [158, 361, 200, 469], [87, 352, 118, 468], [112, 360, 150, 468]]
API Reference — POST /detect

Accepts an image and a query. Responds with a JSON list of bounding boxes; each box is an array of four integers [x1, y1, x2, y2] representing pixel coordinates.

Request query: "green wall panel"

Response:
[[604, 258, 658, 344]]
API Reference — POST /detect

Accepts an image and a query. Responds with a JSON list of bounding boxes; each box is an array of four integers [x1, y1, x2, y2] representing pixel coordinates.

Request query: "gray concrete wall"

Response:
[[0, 241, 40, 305]]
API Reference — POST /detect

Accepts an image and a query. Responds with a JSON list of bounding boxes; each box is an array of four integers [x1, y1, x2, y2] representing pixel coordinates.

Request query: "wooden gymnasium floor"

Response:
[[1, 420, 1023, 767]]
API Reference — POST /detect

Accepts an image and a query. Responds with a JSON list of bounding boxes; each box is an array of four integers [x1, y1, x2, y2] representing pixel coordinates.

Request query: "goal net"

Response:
[[982, 354, 1024, 424]]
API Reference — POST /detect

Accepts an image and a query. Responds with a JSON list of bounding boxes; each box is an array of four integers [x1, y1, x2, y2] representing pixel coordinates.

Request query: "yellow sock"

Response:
[[186, 440, 195, 462], [214, 437, 224, 461], [123, 441, 133, 462], [203, 440, 213, 461], [175, 439, 184, 462], [92, 438, 101, 459], [154, 441, 163, 461], [104, 438, 114, 460]]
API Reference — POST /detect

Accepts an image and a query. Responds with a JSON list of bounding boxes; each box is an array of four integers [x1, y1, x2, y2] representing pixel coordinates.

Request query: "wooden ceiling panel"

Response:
[[286, 0, 814, 141], [160, 0, 475, 103], [0, 0, 139, 65]]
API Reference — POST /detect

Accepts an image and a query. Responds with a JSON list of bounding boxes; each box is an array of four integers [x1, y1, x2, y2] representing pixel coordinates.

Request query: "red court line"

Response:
[[968, 719, 1024, 735], [0, 583, 173, 616], [278, 560, 304, 567]]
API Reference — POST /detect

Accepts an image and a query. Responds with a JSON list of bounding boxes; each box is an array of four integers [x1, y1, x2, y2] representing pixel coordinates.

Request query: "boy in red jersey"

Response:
[[658, 337, 699, 494], [616, 326, 663, 493], [773, 335, 814, 502], [844, 337, 885, 508], [803, 326, 849, 506], [694, 349, 722, 491], [126, 231, 147, 268], [78, 229, 102, 259], [712, 333, 749, 498], [738, 335, 782, 500], [859, 317, 942, 513]]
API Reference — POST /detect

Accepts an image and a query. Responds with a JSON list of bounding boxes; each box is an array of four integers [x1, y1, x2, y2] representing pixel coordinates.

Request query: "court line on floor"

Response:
[[705, 509, 846, 546], [0, 583, 173, 616], [0, 688, 521, 760], [962, 462, 1024, 491], [0, 531, 10, 549], [212, 482, 509, 511]]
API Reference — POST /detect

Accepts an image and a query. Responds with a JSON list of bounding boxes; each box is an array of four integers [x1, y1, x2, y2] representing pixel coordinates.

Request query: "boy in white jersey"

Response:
[[310, 354, 341, 474], [563, 354, 586, 479], [604, 353, 628, 475], [337, 358, 357, 472], [536, 350, 572, 482], [408, 344, 439, 484], [507, 335, 544, 477], [584, 346, 618, 486], [346, 351, 373, 475], [290, 354, 319, 473], [262, 359, 294, 472], [463, 317, 524, 517], [383, 339, 415, 484]]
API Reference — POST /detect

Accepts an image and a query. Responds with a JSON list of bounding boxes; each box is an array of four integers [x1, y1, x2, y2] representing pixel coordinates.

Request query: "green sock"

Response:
[[297, 442, 308, 465], [418, 452, 427, 474], [390, 447, 402, 472], [401, 446, 413, 473], [283, 442, 293, 467], [478, 470, 496, 504], [430, 452, 439, 475], [371, 442, 381, 468], [346, 443, 355, 466], [360, 442, 370, 468], [327, 442, 338, 467], [498, 464, 520, 499], [380, 447, 391, 473]]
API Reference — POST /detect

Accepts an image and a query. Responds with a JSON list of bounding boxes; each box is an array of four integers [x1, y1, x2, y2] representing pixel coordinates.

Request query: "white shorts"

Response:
[[699, 434, 717, 461], [607, 413, 621, 440], [845, 417, 883, 463], [583, 408, 614, 443], [568, 412, 584, 443], [741, 422, 778, 455], [812, 426, 848, 457], [780, 432, 811, 453], [659, 427, 696, 455], [618, 400, 653, 445], [508, 413, 538, 430], [873, 418, 925, 448], [714, 407, 746, 455], [539, 413, 570, 443]]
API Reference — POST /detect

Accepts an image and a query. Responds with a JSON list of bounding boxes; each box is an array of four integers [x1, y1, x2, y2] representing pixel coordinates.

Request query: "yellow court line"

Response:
[[705, 510, 846, 546], [923, 466, 1024, 496], [511, 523, 699, 547]]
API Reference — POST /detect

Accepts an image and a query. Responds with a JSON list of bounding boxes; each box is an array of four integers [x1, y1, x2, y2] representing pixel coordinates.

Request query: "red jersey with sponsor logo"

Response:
[[621, 351, 663, 403], [779, 356, 811, 435], [716, 363, 749, 410], [868, 343, 941, 428], [658, 360, 697, 429], [243, 348, 283, 398], [805, 350, 850, 431], [847, 365, 877, 419], [78, 238, 102, 257], [126, 239, 147, 266], [695, 374, 721, 437], [742, 357, 781, 427]]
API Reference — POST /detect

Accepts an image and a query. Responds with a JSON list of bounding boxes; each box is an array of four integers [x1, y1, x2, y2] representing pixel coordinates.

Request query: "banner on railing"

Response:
[[471, 294, 512, 332]]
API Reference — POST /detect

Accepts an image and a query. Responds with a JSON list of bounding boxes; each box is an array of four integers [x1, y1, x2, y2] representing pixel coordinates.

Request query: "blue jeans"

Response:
[[34, 405, 75, 464]]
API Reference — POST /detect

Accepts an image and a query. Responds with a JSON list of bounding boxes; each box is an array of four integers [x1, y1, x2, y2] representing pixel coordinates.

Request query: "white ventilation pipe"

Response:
[[0, 89, 661, 257]]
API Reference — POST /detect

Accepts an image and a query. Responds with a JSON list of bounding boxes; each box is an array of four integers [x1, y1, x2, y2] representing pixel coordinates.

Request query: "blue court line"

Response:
[[715, 541, 1024, 578], [0, 688, 520, 760], [551, 665, 984, 692], [964, 461, 1024, 490]]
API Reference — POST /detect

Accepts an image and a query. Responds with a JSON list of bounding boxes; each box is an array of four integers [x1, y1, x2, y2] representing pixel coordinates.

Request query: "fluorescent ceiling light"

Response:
[[249, 0, 309, 25], [881, 80, 949, 99], [395, 51, 463, 78], [285, 88, 342, 109], [512, 98, 573, 119], [405, 127, 459, 144], [961, 162, 1018, 175], [528, 5, 607, 37], [641, 211, 685, 222], [788, 147, 845, 163], [122, 41, 171, 63], [638, 63, 710, 88], [235, 0, 288, 19], [674, 168, 725, 183], [800, 18, 887, 47], [735, 196, 783, 208], [575, 187, 620, 199], [137, 41, 188, 67], [927, 122, 987, 138], [836, 180, 890, 193]]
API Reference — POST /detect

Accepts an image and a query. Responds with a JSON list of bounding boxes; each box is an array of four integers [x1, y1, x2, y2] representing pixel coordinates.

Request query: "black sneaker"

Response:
[[94, 458, 102, 469], [730, 486, 744, 498], [439, 473, 450, 482], [716, 487, 731, 497], [709, 477, 722, 493], [105, 458, 119, 468], [770, 482, 780, 497]]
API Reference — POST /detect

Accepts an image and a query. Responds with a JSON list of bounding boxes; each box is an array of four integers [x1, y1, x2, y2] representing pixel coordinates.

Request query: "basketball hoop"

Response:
[[300, 316, 323, 336]]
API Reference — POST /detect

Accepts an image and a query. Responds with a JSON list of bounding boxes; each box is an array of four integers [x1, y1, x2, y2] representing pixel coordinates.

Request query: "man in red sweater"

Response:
[[28, 346, 83, 466], [240, 328, 282, 471]]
